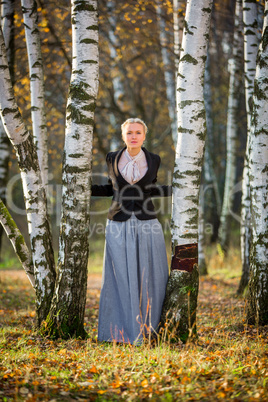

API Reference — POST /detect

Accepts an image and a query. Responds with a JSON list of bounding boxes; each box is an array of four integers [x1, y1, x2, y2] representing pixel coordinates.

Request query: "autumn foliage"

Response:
[[0, 249, 267, 401]]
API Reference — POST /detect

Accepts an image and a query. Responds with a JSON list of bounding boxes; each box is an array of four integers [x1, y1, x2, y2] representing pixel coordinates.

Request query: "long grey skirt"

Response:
[[98, 213, 169, 344]]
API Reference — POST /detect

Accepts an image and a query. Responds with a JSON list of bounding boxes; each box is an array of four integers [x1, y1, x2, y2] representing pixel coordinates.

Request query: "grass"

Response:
[[0, 247, 268, 401]]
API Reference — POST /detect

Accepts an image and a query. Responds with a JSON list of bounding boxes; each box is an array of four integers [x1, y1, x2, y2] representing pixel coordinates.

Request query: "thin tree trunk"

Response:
[[0, 0, 14, 259], [42, 0, 99, 339], [173, 0, 184, 70], [238, 0, 259, 295], [0, 27, 56, 326], [246, 1, 268, 326], [0, 198, 34, 287], [204, 51, 222, 242], [156, 1, 177, 144], [198, 188, 208, 276], [21, 0, 49, 189], [160, 0, 213, 343], [218, 0, 244, 253]]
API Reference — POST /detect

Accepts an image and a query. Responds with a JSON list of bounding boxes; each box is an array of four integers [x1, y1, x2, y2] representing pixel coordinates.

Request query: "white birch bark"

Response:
[[173, 0, 184, 70], [0, 198, 34, 287], [156, 1, 177, 144], [1, 0, 15, 67], [0, 27, 55, 324], [0, 0, 14, 257], [172, 0, 212, 247], [45, 0, 99, 339], [21, 0, 48, 189], [219, 0, 244, 253], [160, 0, 213, 342], [246, 0, 268, 325], [238, 0, 259, 295]]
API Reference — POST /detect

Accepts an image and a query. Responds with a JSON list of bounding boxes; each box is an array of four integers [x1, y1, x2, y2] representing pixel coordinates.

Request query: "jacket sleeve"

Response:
[[150, 154, 172, 197], [91, 152, 114, 197], [150, 184, 172, 197], [91, 179, 113, 197]]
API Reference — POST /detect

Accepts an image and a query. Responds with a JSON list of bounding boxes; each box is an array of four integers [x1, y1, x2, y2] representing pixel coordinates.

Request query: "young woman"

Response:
[[91, 118, 171, 344]]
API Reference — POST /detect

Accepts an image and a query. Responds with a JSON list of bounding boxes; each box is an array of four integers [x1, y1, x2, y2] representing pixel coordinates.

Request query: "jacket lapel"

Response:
[[113, 146, 153, 186]]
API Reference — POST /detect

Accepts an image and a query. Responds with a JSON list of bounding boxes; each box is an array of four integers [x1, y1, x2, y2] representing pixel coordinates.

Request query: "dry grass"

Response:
[[0, 247, 267, 401]]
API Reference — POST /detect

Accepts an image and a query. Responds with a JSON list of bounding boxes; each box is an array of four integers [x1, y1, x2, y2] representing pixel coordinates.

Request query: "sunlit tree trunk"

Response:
[[0, 0, 14, 259], [160, 0, 213, 343], [218, 0, 244, 253], [246, 1, 268, 326], [238, 0, 259, 295], [21, 0, 49, 189], [156, 1, 177, 144], [0, 27, 56, 325], [173, 0, 184, 70], [43, 0, 99, 339]]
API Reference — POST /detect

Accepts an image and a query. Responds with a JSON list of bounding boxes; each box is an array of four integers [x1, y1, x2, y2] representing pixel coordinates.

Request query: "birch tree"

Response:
[[218, 0, 244, 253], [173, 0, 184, 71], [0, 26, 56, 325], [42, 0, 99, 338], [160, 0, 213, 343], [0, 0, 14, 257], [0, 0, 99, 339], [246, 0, 268, 326], [21, 0, 49, 189], [238, 0, 259, 295], [156, 1, 177, 144]]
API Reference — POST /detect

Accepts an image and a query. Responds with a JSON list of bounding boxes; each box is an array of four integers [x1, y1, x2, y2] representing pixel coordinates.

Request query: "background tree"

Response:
[[218, 0, 244, 254]]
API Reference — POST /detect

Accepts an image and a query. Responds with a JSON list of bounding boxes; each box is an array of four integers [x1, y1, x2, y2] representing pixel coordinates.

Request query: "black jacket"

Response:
[[91, 147, 172, 221]]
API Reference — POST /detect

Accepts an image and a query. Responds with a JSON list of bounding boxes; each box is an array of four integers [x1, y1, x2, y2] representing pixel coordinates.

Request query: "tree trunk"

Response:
[[0, 198, 34, 286], [42, 0, 99, 339], [198, 189, 208, 276], [0, 0, 14, 259], [160, 0, 213, 343], [0, 27, 56, 326], [246, 1, 268, 326], [218, 0, 244, 254], [238, 0, 259, 295], [204, 51, 222, 243], [156, 1, 177, 144], [173, 0, 184, 71], [21, 0, 49, 189]]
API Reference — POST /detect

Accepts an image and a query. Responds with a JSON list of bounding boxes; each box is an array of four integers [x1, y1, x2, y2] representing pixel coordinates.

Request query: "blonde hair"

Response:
[[121, 118, 148, 135]]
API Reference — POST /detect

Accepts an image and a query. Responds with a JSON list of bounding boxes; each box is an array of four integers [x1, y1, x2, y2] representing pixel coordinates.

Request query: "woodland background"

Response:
[[1, 0, 247, 265], [0, 0, 268, 401]]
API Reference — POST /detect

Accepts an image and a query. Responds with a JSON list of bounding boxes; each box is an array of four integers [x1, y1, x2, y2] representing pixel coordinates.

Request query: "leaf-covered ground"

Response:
[[0, 248, 267, 401]]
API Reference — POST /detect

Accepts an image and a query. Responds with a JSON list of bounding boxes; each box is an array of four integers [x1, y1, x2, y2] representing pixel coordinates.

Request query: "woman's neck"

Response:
[[126, 147, 142, 157]]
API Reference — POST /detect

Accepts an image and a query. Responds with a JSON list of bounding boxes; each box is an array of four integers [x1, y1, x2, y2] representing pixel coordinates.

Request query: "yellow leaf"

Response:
[[58, 349, 67, 355], [141, 379, 148, 388], [90, 365, 98, 373]]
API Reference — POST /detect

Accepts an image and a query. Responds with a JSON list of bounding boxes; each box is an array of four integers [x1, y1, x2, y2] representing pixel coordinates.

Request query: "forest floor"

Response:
[[0, 247, 267, 401]]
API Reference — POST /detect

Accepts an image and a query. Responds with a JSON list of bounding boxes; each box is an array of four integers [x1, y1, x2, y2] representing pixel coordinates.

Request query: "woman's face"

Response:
[[122, 123, 146, 151]]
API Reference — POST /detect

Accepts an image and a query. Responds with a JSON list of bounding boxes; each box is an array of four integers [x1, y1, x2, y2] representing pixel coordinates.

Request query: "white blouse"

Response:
[[118, 149, 148, 185]]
